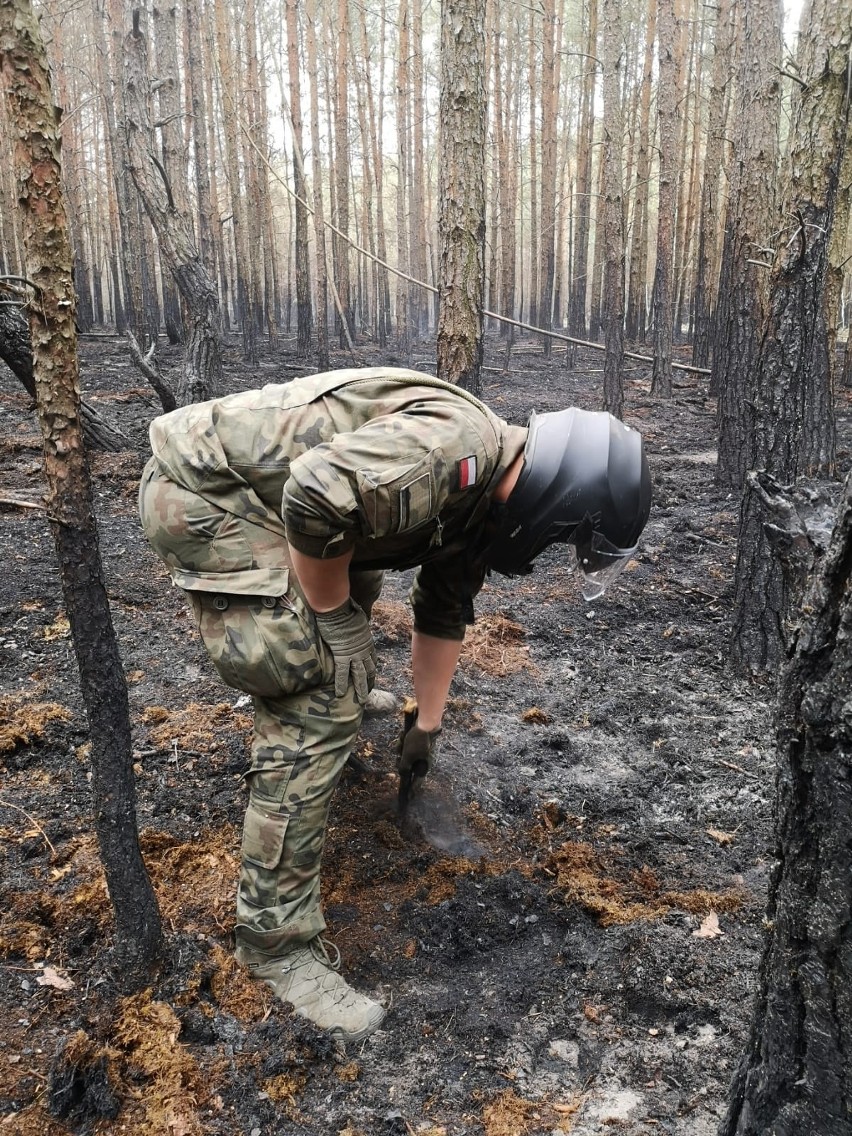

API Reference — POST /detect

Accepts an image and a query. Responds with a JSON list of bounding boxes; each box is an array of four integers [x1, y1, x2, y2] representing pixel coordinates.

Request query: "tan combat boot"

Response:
[[235, 937, 386, 1044]]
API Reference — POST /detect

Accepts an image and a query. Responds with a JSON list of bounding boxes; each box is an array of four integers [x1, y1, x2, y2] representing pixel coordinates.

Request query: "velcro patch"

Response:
[[457, 455, 477, 489]]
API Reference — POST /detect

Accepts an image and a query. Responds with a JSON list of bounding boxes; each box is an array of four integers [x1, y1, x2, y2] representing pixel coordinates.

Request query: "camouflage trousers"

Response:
[[139, 459, 384, 955]]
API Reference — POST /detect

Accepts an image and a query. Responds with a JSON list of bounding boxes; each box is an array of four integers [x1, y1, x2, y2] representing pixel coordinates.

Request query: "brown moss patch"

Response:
[[461, 613, 538, 678], [112, 991, 207, 1134], [546, 839, 745, 927], [207, 944, 272, 1022], [481, 1089, 546, 1135], [370, 599, 412, 644], [140, 826, 240, 934], [0, 694, 72, 753], [139, 702, 252, 754]]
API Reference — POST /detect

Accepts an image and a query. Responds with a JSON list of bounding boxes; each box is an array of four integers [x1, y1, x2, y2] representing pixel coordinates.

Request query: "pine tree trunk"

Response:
[[213, 0, 255, 361], [0, 0, 163, 986], [285, 0, 312, 357], [185, 0, 215, 277], [123, 12, 221, 405], [568, 0, 598, 339], [602, 0, 625, 418], [395, 0, 411, 355], [730, 0, 849, 674], [333, 0, 353, 345], [713, 0, 783, 486], [692, 0, 733, 368], [305, 0, 329, 369], [436, 0, 486, 393], [724, 465, 852, 1132], [626, 0, 656, 342], [538, 0, 558, 353], [650, 0, 682, 396]]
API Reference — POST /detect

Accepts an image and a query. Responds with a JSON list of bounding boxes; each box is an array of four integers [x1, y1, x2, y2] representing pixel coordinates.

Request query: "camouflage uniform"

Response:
[[138, 367, 526, 956]]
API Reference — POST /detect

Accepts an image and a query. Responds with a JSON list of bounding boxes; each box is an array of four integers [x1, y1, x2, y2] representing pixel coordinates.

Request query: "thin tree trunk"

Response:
[[568, 0, 598, 339], [626, 0, 656, 342], [527, 11, 538, 327], [0, 0, 163, 986], [692, 0, 733, 368], [333, 0, 353, 345], [124, 12, 221, 405], [650, 0, 682, 396], [213, 0, 255, 361], [395, 0, 410, 355], [436, 0, 486, 393], [602, 0, 625, 418], [285, 0, 312, 357], [538, 0, 558, 353], [305, 0, 329, 370]]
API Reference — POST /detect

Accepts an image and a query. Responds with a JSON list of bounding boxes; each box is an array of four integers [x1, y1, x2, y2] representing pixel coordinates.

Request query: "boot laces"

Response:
[[309, 936, 341, 972]]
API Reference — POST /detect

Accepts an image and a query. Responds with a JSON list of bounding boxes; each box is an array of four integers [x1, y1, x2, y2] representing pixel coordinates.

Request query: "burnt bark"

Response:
[[713, 0, 783, 486], [0, 296, 129, 451], [436, 0, 486, 395], [730, 0, 849, 674], [0, 0, 163, 986], [722, 470, 852, 1135]]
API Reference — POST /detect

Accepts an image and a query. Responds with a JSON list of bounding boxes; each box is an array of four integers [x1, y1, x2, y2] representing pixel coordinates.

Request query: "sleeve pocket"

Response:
[[357, 457, 437, 537]]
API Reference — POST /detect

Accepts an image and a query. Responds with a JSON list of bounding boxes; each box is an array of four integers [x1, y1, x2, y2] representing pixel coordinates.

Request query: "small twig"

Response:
[[0, 798, 56, 855], [0, 495, 44, 510]]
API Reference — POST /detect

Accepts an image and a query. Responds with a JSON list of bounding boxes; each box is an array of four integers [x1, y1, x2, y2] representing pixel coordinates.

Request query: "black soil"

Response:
[[2, 333, 850, 1136]]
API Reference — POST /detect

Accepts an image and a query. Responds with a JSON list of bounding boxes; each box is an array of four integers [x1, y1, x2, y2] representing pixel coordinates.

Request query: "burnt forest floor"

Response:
[[1, 331, 851, 1136]]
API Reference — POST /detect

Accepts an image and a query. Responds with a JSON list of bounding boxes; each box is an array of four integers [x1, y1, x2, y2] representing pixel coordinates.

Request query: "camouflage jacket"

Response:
[[147, 367, 527, 639]]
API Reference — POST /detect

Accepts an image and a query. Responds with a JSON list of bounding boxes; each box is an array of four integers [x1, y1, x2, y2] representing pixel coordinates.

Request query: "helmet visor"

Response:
[[568, 530, 637, 601]]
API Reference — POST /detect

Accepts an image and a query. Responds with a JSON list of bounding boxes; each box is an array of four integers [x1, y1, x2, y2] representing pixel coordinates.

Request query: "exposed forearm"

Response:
[[289, 546, 353, 612], [411, 631, 463, 731]]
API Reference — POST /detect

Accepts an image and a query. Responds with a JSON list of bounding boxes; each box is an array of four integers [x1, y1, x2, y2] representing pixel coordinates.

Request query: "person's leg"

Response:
[[235, 681, 362, 953], [139, 473, 385, 1039]]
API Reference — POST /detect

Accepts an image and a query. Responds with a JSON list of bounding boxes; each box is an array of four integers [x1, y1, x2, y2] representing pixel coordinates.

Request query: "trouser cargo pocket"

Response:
[[189, 590, 332, 699]]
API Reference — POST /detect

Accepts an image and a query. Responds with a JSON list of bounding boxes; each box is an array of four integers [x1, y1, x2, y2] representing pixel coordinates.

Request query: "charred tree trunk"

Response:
[[123, 10, 221, 405], [730, 0, 849, 674], [713, 0, 783, 486], [722, 467, 852, 1135], [0, 295, 128, 451], [0, 0, 163, 985], [436, 0, 486, 394], [305, 0, 329, 371]]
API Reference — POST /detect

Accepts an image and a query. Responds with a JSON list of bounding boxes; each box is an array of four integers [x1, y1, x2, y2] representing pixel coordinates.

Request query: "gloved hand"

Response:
[[397, 702, 442, 784], [314, 598, 377, 703]]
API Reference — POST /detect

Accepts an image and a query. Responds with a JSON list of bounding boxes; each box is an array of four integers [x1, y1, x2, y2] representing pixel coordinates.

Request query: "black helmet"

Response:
[[485, 407, 652, 597]]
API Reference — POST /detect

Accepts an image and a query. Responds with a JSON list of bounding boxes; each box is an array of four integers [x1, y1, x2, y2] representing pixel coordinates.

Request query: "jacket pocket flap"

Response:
[[170, 567, 290, 596]]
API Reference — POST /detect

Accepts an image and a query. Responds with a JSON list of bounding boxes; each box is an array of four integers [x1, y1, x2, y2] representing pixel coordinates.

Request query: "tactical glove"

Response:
[[314, 598, 377, 703], [397, 703, 442, 784]]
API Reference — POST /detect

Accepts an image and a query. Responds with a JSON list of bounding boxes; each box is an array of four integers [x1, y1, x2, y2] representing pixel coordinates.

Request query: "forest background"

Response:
[[2, 0, 852, 1134]]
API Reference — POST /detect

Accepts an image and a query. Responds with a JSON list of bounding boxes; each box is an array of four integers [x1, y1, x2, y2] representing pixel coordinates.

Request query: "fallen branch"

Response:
[[126, 331, 177, 412], [0, 494, 44, 509]]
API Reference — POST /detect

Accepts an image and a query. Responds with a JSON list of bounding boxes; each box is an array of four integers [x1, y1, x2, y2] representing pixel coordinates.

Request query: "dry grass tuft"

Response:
[[461, 613, 537, 678], [481, 1089, 545, 1135], [0, 694, 72, 753], [547, 839, 745, 927], [140, 826, 240, 933], [371, 599, 412, 644], [140, 702, 252, 753]]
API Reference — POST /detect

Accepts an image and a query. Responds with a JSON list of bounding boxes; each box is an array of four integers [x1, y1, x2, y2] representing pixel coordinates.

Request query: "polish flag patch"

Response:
[[458, 455, 477, 489]]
